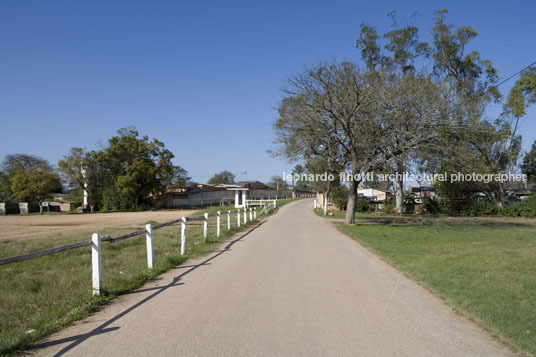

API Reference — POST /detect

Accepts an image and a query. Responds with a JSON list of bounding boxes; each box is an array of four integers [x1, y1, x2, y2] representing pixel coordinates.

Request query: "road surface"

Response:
[[33, 199, 514, 356]]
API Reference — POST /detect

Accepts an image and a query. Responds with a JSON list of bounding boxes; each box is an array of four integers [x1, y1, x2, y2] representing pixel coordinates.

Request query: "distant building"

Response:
[[357, 187, 391, 202], [411, 186, 436, 203], [149, 181, 315, 208]]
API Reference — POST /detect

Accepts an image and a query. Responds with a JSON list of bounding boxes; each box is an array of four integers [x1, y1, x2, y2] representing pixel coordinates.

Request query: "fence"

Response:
[[0, 203, 277, 296], [245, 199, 276, 208]]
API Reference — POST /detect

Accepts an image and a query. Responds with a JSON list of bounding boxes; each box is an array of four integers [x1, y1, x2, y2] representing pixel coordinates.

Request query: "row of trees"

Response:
[[0, 128, 190, 213], [273, 9, 536, 223]]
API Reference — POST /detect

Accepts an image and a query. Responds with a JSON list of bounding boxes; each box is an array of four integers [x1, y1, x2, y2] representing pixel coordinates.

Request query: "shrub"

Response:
[[382, 200, 396, 214], [331, 185, 349, 210], [356, 199, 372, 212], [423, 197, 447, 215], [461, 200, 499, 217], [503, 194, 536, 218]]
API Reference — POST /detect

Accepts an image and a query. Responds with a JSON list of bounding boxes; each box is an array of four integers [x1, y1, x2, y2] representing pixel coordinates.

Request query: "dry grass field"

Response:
[[0, 210, 197, 241]]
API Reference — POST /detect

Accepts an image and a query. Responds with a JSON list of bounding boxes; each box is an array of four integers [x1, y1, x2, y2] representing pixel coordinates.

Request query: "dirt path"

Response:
[[0, 210, 197, 241], [32, 200, 514, 356]]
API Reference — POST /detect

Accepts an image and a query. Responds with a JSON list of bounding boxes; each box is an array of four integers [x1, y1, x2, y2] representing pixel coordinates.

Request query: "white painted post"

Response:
[[234, 190, 239, 208], [254, 207, 257, 219], [217, 211, 221, 237], [323, 194, 328, 216], [237, 209, 241, 227], [145, 224, 154, 269], [243, 208, 247, 224], [227, 210, 231, 230], [249, 207, 253, 221], [92, 233, 102, 296], [181, 217, 186, 255], [203, 213, 208, 241]]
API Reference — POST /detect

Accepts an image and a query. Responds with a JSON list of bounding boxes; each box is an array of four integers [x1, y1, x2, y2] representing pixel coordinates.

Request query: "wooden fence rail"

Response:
[[0, 203, 278, 296]]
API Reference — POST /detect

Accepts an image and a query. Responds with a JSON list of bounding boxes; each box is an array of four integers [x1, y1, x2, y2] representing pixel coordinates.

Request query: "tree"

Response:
[[1, 153, 54, 202], [522, 141, 536, 184], [59, 128, 185, 211], [0, 172, 11, 202], [268, 175, 288, 190], [10, 169, 62, 214], [1, 153, 53, 174], [275, 62, 398, 224], [291, 164, 309, 190], [208, 171, 235, 185]]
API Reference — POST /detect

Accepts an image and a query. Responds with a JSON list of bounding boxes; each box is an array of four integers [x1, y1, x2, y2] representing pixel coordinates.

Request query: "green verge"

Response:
[[334, 216, 536, 356], [0, 198, 299, 355]]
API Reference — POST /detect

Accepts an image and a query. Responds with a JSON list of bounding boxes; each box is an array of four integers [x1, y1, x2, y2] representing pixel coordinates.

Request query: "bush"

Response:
[[423, 197, 447, 215], [503, 195, 536, 218], [382, 200, 396, 214], [461, 200, 499, 217], [356, 199, 372, 212], [331, 185, 349, 210]]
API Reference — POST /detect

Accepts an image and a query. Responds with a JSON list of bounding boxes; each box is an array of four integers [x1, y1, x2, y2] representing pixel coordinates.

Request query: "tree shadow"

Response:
[[30, 220, 267, 356]]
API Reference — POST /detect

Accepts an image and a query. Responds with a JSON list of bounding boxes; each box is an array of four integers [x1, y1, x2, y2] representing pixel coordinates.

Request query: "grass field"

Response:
[[0, 199, 296, 355], [327, 210, 536, 356]]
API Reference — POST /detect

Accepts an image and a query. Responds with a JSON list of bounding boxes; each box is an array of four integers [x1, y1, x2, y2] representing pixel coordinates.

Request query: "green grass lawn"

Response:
[[335, 217, 536, 356], [0, 199, 298, 355]]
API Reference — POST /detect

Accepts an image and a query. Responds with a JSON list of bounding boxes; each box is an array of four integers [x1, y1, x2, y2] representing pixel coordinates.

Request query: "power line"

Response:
[[495, 60, 536, 88]]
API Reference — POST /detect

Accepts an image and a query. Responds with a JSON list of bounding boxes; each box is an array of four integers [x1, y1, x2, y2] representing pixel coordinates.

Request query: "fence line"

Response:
[[0, 203, 278, 296]]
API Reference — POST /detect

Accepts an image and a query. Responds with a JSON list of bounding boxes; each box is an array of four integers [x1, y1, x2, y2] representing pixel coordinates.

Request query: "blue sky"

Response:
[[1, 1, 535, 183]]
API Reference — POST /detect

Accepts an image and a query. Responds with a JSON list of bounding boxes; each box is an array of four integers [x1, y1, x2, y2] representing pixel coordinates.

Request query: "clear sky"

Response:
[[1, 0, 535, 183]]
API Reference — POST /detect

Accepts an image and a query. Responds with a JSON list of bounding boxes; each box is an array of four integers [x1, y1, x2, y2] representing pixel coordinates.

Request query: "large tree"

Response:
[[10, 169, 62, 214], [275, 62, 396, 223], [59, 128, 185, 211], [0, 153, 54, 202]]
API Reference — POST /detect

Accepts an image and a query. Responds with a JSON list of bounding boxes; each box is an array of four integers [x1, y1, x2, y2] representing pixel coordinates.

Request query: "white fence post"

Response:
[[227, 210, 231, 230], [249, 207, 253, 221], [92, 233, 102, 296], [145, 224, 154, 269], [254, 207, 257, 219], [203, 213, 209, 241], [217, 211, 221, 237], [181, 217, 186, 255], [243, 208, 247, 224], [237, 209, 241, 227]]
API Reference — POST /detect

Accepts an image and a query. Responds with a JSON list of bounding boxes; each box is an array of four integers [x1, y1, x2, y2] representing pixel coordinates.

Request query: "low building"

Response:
[[411, 186, 436, 203], [150, 181, 315, 208], [357, 187, 391, 202]]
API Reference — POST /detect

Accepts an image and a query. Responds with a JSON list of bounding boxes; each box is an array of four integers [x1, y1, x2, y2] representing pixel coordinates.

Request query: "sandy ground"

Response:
[[0, 210, 197, 241], [32, 199, 514, 356]]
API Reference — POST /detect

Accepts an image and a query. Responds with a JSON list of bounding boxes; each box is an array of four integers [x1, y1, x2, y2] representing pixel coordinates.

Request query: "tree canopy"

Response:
[[207, 171, 235, 185], [58, 127, 189, 211], [273, 9, 535, 221]]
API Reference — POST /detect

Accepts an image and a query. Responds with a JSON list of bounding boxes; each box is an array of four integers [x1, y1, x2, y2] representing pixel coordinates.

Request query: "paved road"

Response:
[[33, 199, 514, 356]]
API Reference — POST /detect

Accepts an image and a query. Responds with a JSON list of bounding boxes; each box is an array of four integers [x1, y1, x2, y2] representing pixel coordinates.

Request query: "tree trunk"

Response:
[[395, 159, 404, 214], [345, 179, 357, 224], [492, 182, 504, 213], [39, 202, 44, 215]]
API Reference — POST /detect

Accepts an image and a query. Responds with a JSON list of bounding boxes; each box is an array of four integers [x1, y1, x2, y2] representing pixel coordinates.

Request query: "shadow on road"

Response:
[[31, 220, 267, 356]]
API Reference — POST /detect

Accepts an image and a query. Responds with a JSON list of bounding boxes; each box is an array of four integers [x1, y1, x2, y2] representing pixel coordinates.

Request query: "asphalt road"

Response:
[[33, 199, 515, 356]]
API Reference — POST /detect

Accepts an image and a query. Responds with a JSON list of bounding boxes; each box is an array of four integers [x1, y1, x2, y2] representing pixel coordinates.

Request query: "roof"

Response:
[[246, 181, 274, 190]]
